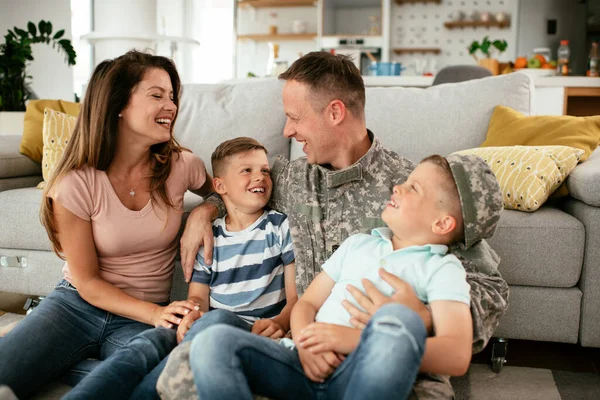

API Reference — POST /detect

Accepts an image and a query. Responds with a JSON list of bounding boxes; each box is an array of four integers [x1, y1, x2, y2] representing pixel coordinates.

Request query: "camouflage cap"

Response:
[[446, 154, 503, 250]]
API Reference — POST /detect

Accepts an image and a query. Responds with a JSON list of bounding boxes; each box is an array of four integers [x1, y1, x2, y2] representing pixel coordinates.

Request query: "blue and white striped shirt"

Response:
[[191, 209, 295, 324]]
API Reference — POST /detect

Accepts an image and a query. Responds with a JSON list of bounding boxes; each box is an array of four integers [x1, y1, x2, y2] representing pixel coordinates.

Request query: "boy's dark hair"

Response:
[[279, 51, 365, 120], [420, 154, 464, 242], [211, 137, 268, 177]]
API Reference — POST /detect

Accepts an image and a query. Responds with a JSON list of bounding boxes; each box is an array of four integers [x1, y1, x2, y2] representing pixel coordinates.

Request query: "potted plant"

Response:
[[468, 36, 507, 75], [0, 20, 76, 134]]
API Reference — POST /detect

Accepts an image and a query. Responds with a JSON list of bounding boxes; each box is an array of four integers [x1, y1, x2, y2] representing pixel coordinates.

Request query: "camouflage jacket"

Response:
[[207, 132, 509, 398]]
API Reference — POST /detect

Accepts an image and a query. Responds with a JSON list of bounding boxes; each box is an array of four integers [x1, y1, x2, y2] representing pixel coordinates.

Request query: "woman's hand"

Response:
[[151, 300, 200, 329], [343, 268, 432, 332], [180, 204, 217, 282], [297, 323, 361, 355], [177, 309, 204, 343]]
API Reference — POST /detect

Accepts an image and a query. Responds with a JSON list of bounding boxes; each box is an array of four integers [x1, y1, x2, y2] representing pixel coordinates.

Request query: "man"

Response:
[[179, 51, 508, 398]]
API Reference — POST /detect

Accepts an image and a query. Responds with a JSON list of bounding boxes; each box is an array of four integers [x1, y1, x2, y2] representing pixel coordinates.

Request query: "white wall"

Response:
[[0, 0, 75, 101]]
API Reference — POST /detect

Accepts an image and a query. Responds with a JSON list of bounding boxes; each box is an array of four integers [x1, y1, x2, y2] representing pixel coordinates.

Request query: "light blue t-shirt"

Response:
[[315, 227, 470, 328]]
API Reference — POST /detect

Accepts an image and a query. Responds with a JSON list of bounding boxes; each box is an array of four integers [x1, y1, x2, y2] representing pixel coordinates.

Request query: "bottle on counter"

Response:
[[587, 42, 598, 77], [266, 42, 288, 77], [557, 40, 570, 76]]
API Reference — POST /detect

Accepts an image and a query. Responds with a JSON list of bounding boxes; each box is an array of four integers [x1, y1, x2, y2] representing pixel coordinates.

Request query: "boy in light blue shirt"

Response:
[[188, 153, 503, 400]]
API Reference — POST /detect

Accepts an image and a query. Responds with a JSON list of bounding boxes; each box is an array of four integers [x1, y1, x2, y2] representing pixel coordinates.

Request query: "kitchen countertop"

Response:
[[362, 75, 600, 88]]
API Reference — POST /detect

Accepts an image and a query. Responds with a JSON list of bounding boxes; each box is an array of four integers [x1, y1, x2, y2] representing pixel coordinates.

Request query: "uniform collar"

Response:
[[320, 130, 382, 188], [371, 227, 449, 255]]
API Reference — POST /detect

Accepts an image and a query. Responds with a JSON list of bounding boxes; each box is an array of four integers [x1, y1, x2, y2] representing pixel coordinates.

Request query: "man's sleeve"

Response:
[[202, 193, 227, 219], [452, 239, 509, 354], [268, 155, 291, 214]]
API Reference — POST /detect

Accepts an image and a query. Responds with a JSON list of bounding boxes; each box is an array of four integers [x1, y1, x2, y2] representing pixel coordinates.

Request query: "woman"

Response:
[[0, 50, 213, 399]]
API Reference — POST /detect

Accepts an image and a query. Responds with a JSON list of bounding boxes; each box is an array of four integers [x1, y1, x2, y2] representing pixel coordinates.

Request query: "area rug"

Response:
[[1, 313, 599, 400], [452, 364, 600, 400]]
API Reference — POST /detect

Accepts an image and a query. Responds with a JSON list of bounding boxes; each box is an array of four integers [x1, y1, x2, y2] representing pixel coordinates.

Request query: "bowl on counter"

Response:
[[514, 68, 557, 77]]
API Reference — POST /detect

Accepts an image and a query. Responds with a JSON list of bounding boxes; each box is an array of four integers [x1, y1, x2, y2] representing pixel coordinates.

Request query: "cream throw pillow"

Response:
[[37, 108, 77, 189], [454, 146, 584, 212]]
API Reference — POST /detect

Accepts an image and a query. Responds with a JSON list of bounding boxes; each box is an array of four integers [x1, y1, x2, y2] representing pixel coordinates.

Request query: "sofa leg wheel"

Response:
[[491, 338, 508, 373]]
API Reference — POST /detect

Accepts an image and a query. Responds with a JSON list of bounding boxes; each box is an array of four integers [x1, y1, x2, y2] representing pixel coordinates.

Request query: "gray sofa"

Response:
[[1, 72, 600, 356]]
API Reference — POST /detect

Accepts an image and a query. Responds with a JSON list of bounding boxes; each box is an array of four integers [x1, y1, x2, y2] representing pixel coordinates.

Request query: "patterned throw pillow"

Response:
[[454, 146, 584, 212], [37, 108, 77, 189]]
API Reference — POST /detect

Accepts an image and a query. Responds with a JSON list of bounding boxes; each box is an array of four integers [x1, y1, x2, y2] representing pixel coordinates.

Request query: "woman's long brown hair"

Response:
[[40, 50, 184, 257]]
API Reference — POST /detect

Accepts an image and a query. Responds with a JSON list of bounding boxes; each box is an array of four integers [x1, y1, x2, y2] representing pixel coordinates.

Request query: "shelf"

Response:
[[393, 47, 441, 55], [237, 0, 315, 7], [237, 33, 317, 41], [80, 32, 199, 45], [444, 20, 510, 29], [394, 0, 441, 4]]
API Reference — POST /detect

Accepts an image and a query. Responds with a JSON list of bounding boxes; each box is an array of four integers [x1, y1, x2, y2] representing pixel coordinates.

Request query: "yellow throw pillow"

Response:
[[20, 99, 80, 163], [482, 105, 600, 161], [454, 146, 584, 212], [37, 108, 77, 189]]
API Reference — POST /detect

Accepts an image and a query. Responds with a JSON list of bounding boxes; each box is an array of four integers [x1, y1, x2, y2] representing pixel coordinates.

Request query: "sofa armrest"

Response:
[[0, 135, 41, 179], [566, 147, 600, 207]]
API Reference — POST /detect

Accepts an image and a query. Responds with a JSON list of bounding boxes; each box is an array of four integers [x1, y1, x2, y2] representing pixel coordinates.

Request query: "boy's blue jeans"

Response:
[[190, 304, 427, 400], [63, 308, 251, 400], [0, 280, 155, 399]]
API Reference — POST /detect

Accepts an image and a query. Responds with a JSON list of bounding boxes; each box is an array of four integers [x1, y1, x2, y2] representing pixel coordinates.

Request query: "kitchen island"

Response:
[[363, 75, 600, 116]]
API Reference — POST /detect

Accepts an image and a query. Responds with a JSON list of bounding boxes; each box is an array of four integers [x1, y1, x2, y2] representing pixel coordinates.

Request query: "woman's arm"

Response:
[[54, 201, 197, 327], [419, 300, 473, 376], [188, 173, 214, 198]]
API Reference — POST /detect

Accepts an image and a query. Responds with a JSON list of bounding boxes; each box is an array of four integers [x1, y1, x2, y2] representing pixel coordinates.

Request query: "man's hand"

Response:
[[176, 309, 204, 343], [297, 322, 361, 355], [343, 268, 433, 333], [297, 347, 345, 383], [180, 204, 217, 282], [251, 318, 286, 339]]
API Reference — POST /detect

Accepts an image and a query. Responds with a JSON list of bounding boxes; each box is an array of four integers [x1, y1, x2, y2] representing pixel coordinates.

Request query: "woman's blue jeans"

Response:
[[64, 308, 251, 400], [0, 280, 154, 399], [190, 304, 427, 400]]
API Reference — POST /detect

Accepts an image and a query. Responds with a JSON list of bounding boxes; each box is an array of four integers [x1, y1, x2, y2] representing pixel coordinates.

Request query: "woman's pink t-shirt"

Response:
[[50, 151, 206, 303]]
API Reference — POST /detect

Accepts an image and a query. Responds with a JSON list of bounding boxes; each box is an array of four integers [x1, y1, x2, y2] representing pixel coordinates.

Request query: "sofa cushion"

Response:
[[482, 105, 600, 162], [0, 188, 51, 251], [363, 72, 533, 164], [488, 206, 584, 288], [454, 145, 584, 211], [175, 79, 289, 174], [567, 147, 600, 207], [0, 136, 41, 179]]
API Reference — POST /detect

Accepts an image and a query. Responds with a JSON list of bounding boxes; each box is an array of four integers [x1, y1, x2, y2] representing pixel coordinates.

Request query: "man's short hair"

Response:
[[279, 51, 366, 120], [420, 154, 464, 242], [211, 137, 268, 177]]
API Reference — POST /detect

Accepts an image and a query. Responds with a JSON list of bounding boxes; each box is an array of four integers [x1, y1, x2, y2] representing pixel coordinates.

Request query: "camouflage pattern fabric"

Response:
[[446, 154, 503, 250]]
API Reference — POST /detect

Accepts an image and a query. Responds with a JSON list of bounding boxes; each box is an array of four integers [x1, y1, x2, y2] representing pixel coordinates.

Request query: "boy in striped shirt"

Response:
[[177, 137, 297, 342]]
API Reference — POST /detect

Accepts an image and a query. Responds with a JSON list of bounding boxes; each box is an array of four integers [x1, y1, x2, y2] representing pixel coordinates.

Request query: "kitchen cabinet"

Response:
[[322, 0, 383, 36]]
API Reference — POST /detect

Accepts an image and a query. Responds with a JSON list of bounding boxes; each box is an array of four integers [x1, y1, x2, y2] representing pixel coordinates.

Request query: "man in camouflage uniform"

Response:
[[172, 52, 509, 399]]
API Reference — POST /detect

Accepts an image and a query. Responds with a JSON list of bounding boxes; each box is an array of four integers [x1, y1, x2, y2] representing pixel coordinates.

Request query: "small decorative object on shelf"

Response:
[[468, 36, 508, 75], [393, 48, 441, 55]]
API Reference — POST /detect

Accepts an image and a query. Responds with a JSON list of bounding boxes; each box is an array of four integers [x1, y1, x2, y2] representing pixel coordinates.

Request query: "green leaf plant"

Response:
[[0, 20, 76, 111], [468, 36, 508, 61]]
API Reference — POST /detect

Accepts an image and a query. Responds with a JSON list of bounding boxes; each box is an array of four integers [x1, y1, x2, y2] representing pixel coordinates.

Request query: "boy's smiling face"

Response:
[[214, 149, 272, 214], [381, 161, 458, 247]]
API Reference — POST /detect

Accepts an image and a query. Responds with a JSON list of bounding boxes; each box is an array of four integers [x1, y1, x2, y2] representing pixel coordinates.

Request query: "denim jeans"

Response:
[[64, 308, 251, 400], [0, 280, 154, 399], [190, 304, 426, 400]]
